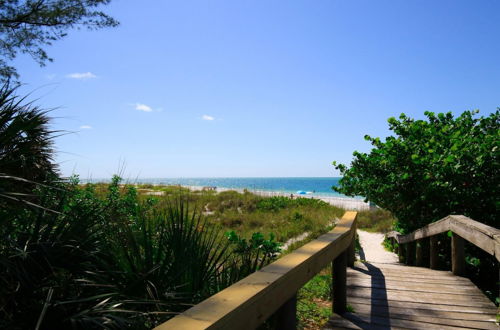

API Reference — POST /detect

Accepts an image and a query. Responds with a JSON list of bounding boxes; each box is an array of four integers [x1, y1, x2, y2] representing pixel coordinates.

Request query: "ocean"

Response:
[[89, 177, 360, 199]]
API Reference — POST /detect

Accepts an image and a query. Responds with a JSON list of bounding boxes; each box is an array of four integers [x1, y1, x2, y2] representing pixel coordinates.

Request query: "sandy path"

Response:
[[357, 230, 399, 264]]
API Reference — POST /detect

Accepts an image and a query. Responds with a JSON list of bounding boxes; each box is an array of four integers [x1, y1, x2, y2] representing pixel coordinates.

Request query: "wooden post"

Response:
[[398, 243, 405, 263], [392, 238, 398, 254], [421, 237, 430, 267], [452, 233, 465, 276], [275, 294, 297, 330], [332, 251, 347, 315], [430, 236, 439, 270], [347, 224, 356, 267], [415, 239, 423, 267], [406, 241, 415, 266]]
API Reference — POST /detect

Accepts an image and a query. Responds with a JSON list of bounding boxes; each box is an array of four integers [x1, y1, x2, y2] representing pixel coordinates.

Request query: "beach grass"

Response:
[[127, 185, 345, 243], [356, 209, 395, 233]]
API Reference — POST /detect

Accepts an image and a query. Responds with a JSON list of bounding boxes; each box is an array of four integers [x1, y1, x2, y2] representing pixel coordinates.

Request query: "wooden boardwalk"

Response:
[[156, 215, 499, 330], [325, 261, 498, 329]]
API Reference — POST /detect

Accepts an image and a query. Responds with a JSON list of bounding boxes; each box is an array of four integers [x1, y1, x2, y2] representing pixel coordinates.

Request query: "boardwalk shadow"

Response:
[[346, 244, 391, 329]]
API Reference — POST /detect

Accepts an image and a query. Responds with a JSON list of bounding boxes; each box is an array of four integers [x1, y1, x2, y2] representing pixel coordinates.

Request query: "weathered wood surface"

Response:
[[154, 211, 357, 330], [325, 261, 499, 330], [386, 215, 500, 261]]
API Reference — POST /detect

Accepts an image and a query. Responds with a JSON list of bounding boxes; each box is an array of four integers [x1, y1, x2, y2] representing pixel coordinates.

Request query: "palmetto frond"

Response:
[[0, 83, 60, 207]]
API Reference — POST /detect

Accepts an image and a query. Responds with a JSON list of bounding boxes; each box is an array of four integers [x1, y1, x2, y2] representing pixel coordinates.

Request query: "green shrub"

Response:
[[334, 110, 499, 233], [0, 176, 286, 329]]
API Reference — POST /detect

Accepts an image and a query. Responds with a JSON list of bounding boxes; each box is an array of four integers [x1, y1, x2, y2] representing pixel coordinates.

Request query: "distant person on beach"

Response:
[[290, 194, 294, 199]]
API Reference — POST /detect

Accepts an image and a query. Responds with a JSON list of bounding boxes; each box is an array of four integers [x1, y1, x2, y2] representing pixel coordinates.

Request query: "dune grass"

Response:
[[355, 209, 394, 233], [129, 185, 345, 243], [1, 178, 344, 328]]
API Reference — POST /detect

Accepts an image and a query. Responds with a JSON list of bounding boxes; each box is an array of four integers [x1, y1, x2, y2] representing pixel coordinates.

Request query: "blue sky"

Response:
[[13, 0, 500, 178]]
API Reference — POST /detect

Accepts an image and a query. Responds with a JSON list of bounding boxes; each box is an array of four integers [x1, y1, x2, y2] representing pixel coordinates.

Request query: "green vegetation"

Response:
[[333, 110, 499, 233], [0, 84, 343, 328], [334, 110, 500, 304], [133, 188, 344, 243], [1, 175, 291, 328], [1, 176, 344, 328], [297, 268, 332, 330], [356, 209, 394, 233], [0, 83, 57, 208], [0, 0, 118, 81]]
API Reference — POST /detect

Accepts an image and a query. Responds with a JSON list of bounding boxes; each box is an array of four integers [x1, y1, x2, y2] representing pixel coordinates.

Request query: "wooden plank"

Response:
[[348, 267, 474, 280], [343, 311, 499, 330], [415, 239, 423, 266], [347, 274, 474, 286], [450, 215, 500, 238], [325, 313, 400, 330], [333, 251, 347, 314], [341, 311, 465, 330], [398, 217, 451, 244], [452, 233, 466, 276], [274, 294, 296, 329], [324, 313, 366, 330], [346, 296, 498, 314], [348, 301, 498, 322], [349, 266, 469, 279], [388, 215, 500, 261], [154, 211, 357, 330], [495, 234, 500, 262], [347, 272, 474, 283], [430, 235, 439, 269], [405, 241, 415, 265], [347, 287, 495, 307], [347, 223, 356, 267], [450, 216, 497, 256], [346, 280, 485, 296]]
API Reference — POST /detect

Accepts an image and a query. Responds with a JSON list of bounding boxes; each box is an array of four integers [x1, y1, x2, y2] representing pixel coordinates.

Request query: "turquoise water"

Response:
[[88, 177, 358, 198]]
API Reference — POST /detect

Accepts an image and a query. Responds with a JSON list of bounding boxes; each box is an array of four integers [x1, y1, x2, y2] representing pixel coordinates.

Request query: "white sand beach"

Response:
[[181, 185, 371, 211]]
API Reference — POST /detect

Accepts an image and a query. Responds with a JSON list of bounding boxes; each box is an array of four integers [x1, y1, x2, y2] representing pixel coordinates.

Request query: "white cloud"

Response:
[[135, 103, 153, 112], [202, 114, 215, 121], [66, 72, 97, 80], [80, 125, 92, 129]]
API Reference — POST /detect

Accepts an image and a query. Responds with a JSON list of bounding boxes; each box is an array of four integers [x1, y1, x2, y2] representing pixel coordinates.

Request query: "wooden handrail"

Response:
[[386, 215, 500, 262], [154, 211, 357, 330]]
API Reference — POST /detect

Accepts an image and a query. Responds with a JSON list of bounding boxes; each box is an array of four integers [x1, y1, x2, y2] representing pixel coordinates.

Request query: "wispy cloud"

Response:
[[202, 114, 215, 121], [66, 72, 97, 80], [135, 103, 153, 112], [46, 74, 56, 80], [80, 125, 92, 129]]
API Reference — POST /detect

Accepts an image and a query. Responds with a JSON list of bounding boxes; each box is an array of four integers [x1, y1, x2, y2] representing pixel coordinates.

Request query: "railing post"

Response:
[[406, 241, 415, 265], [347, 223, 356, 267], [275, 294, 297, 330], [398, 243, 405, 263], [415, 239, 423, 266], [430, 235, 439, 269], [452, 233, 465, 276], [392, 238, 398, 254], [332, 250, 347, 315]]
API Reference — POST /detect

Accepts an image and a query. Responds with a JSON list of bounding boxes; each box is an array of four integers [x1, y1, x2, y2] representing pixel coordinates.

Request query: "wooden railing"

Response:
[[386, 215, 500, 275], [154, 211, 358, 330]]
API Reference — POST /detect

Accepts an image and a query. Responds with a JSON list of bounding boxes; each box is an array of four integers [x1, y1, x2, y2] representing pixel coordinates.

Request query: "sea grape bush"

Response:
[[225, 231, 281, 276], [333, 110, 500, 303], [333, 110, 499, 233]]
